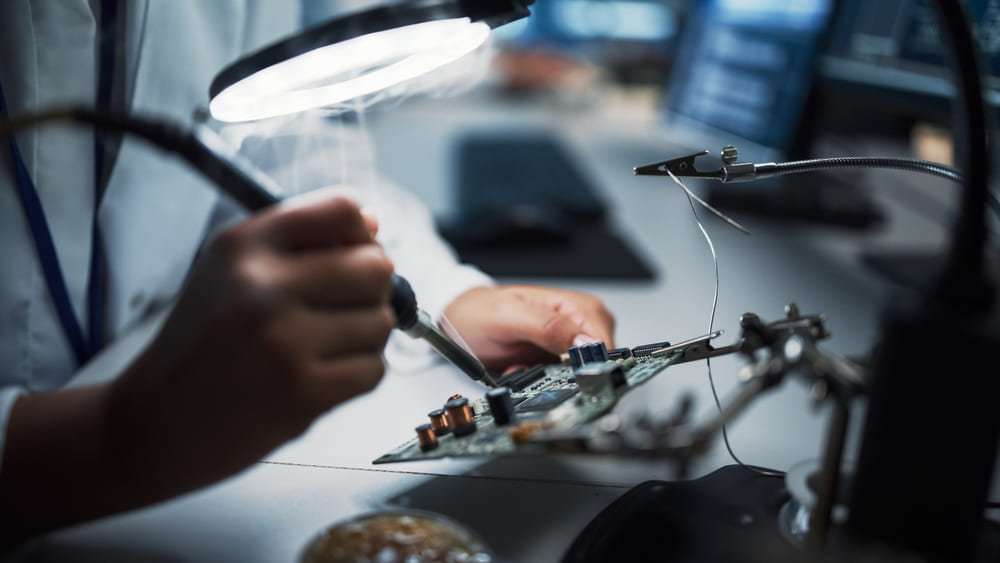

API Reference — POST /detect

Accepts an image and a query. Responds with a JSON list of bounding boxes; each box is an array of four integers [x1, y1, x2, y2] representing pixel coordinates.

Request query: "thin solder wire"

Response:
[[665, 169, 784, 478]]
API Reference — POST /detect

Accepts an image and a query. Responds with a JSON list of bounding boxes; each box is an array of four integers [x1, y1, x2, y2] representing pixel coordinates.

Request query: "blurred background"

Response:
[[299, 0, 998, 291], [290, 0, 1000, 355]]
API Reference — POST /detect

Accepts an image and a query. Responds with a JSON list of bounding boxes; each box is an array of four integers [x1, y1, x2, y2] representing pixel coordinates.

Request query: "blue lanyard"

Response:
[[0, 0, 119, 366]]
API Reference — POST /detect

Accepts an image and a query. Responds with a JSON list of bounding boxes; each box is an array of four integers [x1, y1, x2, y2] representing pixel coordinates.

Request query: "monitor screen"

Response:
[[820, 0, 1000, 121], [662, 0, 834, 157]]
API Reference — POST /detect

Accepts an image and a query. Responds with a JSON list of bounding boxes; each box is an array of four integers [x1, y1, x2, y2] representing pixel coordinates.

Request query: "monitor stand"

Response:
[[705, 173, 884, 231]]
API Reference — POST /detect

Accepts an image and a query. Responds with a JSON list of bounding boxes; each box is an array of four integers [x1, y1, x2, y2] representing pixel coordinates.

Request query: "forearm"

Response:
[[0, 376, 213, 548], [0, 384, 122, 546]]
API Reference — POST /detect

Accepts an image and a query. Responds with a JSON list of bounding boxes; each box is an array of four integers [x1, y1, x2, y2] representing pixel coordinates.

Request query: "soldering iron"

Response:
[[0, 108, 492, 386]]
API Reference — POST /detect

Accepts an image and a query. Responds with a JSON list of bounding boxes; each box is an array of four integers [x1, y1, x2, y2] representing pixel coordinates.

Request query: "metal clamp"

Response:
[[633, 145, 773, 184]]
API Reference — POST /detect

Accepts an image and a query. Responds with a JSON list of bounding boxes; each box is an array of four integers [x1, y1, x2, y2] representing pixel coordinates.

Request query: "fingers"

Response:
[[276, 245, 394, 309], [252, 306, 392, 416], [512, 287, 616, 348], [507, 297, 592, 355], [306, 353, 386, 408], [213, 195, 394, 311], [361, 209, 379, 238], [268, 305, 395, 358], [252, 193, 374, 251]]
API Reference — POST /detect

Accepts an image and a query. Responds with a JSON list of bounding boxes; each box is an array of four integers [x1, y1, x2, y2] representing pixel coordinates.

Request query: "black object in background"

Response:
[[561, 466, 799, 563], [439, 131, 656, 280], [561, 464, 1000, 562]]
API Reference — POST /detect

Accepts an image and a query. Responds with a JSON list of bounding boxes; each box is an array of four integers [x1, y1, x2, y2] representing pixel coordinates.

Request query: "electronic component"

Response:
[[607, 347, 632, 360], [445, 397, 477, 437], [415, 424, 438, 451], [486, 386, 515, 426], [497, 363, 548, 391], [515, 388, 578, 413], [428, 409, 450, 436], [567, 341, 609, 368], [575, 362, 626, 392], [631, 340, 672, 360], [373, 338, 687, 464]]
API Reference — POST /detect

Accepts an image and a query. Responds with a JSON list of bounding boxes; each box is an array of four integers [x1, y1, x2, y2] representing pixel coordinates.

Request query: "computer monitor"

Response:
[[655, 0, 885, 228], [819, 0, 1000, 127], [663, 0, 834, 163]]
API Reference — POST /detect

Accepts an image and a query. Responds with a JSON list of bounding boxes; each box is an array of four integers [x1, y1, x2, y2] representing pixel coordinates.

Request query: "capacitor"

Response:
[[486, 386, 515, 426], [445, 397, 477, 437], [428, 409, 451, 436], [415, 423, 438, 451]]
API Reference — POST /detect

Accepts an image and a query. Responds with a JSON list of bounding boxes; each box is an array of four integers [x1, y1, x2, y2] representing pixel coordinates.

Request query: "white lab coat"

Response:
[[0, 0, 492, 468]]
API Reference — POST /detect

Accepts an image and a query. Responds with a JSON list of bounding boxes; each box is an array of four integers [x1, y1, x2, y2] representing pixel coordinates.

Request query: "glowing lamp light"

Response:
[[209, 0, 533, 122]]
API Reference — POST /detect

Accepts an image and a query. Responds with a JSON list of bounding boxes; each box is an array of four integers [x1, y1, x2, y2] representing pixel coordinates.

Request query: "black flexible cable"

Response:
[[761, 156, 1000, 220], [770, 156, 964, 184], [1, 108, 488, 381]]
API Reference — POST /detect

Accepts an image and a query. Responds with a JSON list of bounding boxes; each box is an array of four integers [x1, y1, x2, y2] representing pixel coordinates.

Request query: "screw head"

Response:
[[721, 145, 739, 164]]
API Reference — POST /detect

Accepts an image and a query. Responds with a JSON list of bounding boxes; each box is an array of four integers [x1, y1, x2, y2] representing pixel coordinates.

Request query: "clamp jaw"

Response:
[[634, 145, 778, 184]]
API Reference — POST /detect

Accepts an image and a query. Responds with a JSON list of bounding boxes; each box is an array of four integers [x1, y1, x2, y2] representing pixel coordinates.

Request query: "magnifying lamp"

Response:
[[208, 0, 534, 122]]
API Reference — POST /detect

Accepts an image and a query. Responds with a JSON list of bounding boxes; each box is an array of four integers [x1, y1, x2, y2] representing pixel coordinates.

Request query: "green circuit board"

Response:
[[373, 345, 680, 465]]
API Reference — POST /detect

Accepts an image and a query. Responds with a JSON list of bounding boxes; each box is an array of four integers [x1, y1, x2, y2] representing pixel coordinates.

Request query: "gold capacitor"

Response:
[[444, 397, 476, 437], [428, 409, 451, 436], [415, 423, 438, 451]]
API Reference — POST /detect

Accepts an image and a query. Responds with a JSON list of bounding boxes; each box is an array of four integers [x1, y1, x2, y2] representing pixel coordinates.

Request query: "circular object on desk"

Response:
[[445, 397, 476, 437], [300, 509, 495, 563], [428, 408, 451, 436]]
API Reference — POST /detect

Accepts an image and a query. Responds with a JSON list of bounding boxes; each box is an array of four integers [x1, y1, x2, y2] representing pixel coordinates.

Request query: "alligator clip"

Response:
[[633, 150, 724, 181]]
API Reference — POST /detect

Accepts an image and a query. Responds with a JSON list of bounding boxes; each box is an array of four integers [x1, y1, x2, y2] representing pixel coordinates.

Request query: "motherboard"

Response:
[[373, 340, 686, 465], [373, 305, 839, 465]]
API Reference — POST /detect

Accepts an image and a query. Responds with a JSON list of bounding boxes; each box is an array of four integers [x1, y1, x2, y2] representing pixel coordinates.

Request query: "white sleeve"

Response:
[[372, 179, 495, 322], [0, 386, 25, 477]]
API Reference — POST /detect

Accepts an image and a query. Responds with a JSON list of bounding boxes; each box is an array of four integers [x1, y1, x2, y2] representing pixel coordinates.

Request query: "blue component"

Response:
[[590, 342, 609, 362], [580, 345, 595, 363], [568, 346, 585, 369]]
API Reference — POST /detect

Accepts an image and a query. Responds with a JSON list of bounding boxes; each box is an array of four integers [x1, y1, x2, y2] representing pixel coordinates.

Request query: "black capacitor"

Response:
[[486, 386, 515, 426]]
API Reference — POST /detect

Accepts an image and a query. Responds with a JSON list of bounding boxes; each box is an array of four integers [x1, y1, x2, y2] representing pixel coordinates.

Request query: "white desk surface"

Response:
[[14, 88, 997, 562]]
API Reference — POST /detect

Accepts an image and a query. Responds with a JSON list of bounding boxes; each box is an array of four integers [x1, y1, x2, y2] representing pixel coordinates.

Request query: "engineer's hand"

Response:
[[108, 193, 395, 487], [443, 285, 615, 375], [0, 192, 395, 544]]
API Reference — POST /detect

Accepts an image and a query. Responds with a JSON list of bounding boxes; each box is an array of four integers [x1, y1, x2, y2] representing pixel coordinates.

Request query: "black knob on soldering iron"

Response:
[[390, 274, 419, 331], [388, 274, 493, 385]]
